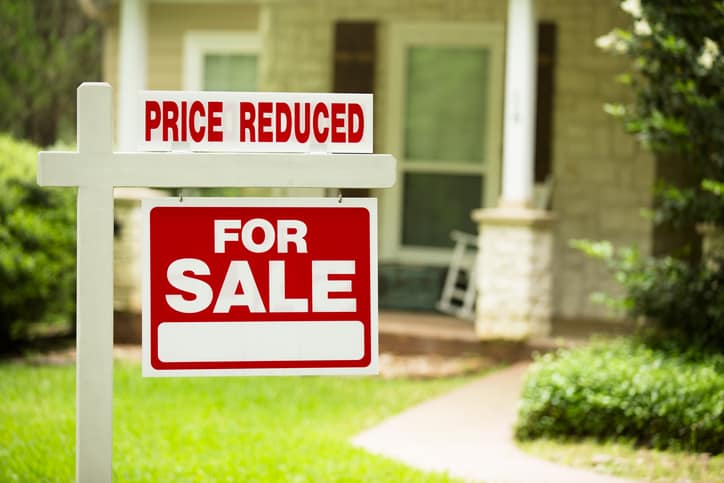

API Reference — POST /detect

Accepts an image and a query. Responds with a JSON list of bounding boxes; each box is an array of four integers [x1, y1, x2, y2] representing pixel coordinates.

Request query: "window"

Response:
[[380, 23, 504, 264], [183, 30, 325, 198], [203, 54, 257, 91], [183, 31, 271, 196], [183, 31, 260, 91]]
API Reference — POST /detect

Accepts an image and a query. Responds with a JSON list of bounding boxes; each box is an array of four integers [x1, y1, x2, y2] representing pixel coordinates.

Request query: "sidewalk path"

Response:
[[353, 362, 636, 483]]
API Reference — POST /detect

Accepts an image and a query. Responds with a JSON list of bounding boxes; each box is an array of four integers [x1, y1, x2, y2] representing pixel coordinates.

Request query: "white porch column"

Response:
[[117, 0, 148, 150], [501, 0, 537, 207], [472, 0, 555, 340]]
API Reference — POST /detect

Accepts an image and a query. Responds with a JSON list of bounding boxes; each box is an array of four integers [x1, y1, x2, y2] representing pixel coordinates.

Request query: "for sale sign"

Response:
[[142, 197, 378, 376]]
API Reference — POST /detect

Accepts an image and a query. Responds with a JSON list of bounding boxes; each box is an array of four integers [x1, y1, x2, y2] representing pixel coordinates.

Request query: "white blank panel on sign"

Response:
[[158, 321, 365, 362]]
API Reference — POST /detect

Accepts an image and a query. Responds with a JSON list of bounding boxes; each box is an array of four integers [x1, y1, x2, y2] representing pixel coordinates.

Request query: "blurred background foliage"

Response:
[[0, 0, 101, 147], [516, 337, 724, 453], [0, 135, 76, 352], [0, 1, 100, 351], [579, 0, 724, 350]]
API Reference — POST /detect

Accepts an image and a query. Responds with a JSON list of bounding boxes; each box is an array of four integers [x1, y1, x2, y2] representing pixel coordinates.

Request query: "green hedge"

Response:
[[515, 338, 724, 453], [0, 134, 76, 351]]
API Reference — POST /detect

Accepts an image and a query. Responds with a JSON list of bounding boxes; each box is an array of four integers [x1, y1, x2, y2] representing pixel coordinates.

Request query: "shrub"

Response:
[[515, 338, 724, 453], [585, 0, 724, 349], [0, 134, 76, 351], [598, 0, 724, 226], [572, 240, 724, 349]]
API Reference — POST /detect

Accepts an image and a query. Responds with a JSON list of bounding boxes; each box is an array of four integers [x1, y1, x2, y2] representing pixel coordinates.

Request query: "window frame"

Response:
[[182, 30, 261, 91], [379, 22, 505, 266]]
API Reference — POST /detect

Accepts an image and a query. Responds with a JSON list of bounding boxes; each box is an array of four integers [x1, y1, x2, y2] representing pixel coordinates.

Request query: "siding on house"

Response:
[[103, 0, 655, 324], [258, 0, 508, 158], [103, 2, 259, 123], [538, 0, 655, 321]]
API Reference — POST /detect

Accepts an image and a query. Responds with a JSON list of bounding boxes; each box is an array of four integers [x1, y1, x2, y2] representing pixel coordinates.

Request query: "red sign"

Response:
[[142, 197, 378, 376]]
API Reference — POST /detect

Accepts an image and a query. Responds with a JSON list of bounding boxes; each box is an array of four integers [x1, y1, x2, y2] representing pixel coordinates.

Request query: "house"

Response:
[[90, 0, 658, 339]]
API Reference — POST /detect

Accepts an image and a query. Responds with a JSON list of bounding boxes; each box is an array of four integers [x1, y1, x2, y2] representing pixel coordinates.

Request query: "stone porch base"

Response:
[[472, 207, 556, 340]]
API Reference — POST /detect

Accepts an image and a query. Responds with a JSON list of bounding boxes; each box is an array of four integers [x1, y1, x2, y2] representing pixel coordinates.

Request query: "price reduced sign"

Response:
[[139, 91, 372, 153]]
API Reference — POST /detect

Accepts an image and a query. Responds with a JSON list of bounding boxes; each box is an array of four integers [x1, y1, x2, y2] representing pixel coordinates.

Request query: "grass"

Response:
[[0, 359, 473, 482], [519, 437, 724, 482]]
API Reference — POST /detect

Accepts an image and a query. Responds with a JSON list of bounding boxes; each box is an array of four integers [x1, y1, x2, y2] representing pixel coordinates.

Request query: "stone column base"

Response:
[[471, 207, 556, 340]]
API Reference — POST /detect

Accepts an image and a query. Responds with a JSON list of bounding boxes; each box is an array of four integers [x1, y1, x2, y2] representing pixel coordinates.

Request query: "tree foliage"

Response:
[[597, 0, 724, 226], [584, 0, 724, 349], [0, 0, 101, 147], [572, 240, 724, 348]]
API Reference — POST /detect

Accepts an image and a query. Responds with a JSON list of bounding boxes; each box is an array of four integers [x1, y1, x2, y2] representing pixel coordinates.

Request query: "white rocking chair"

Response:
[[436, 230, 478, 321]]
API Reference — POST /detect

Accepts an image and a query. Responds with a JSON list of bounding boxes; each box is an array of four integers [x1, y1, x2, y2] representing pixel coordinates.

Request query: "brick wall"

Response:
[[537, 0, 655, 321]]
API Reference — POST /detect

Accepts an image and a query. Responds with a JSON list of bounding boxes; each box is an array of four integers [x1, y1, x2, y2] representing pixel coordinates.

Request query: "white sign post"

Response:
[[37, 82, 395, 483]]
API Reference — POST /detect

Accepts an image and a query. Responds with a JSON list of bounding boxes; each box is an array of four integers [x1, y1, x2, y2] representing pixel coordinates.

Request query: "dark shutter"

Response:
[[534, 22, 556, 184], [333, 22, 376, 94], [334, 21, 376, 197]]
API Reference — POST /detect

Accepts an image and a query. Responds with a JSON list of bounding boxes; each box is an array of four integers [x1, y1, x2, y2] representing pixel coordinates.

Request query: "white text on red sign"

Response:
[[166, 218, 356, 314]]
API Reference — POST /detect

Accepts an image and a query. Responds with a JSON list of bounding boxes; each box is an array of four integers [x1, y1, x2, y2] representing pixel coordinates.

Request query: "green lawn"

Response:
[[519, 438, 724, 483], [1, 360, 472, 482]]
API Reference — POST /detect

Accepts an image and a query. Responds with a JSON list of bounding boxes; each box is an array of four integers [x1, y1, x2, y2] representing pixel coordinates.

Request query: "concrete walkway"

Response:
[[353, 362, 637, 483]]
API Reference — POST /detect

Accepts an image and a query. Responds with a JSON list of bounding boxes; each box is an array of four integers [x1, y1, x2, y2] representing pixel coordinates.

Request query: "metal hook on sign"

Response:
[[179, 189, 184, 203], [337, 190, 343, 204]]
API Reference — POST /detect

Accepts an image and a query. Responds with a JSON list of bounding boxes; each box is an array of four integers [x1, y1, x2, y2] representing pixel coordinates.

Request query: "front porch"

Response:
[[113, 308, 635, 360], [377, 310, 635, 359]]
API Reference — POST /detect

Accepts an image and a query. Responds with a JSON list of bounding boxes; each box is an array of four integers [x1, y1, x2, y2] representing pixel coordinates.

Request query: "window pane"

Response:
[[201, 54, 268, 196], [402, 173, 482, 248], [203, 54, 257, 91], [404, 47, 489, 163]]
